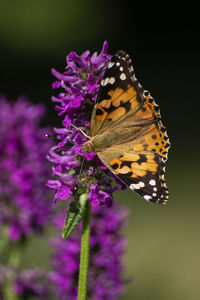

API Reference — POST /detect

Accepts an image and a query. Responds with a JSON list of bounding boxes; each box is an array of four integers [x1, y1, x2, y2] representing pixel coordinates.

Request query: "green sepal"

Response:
[[62, 192, 88, 239], [68, 169, 76, 175]]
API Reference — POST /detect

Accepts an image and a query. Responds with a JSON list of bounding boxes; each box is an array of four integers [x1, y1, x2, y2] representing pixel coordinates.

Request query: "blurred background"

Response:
[[0, 1, 199, 299]]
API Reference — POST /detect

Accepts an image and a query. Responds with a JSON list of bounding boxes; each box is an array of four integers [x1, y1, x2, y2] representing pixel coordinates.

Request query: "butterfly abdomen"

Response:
[[82, 132, 117, 153], [83, 126, 143, 153]]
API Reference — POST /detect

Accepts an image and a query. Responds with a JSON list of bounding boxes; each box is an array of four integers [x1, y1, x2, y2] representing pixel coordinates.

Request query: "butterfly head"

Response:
[[82, 140, 95, 153]]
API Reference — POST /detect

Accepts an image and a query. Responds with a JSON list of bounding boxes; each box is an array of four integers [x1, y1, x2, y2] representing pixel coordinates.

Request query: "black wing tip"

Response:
[[114, 50, 130, 59], [117, 173, 169, 205], [142, 193, 169, 205], [150, 197, 168, 205]]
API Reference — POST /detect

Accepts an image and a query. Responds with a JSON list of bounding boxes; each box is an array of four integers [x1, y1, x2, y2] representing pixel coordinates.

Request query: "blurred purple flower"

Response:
[[47, 41, 116, 206], [14, 268, 49, 299], [0, 96, 53, 241], [49, 204, 128, 300], [0, 265, 48, 300]]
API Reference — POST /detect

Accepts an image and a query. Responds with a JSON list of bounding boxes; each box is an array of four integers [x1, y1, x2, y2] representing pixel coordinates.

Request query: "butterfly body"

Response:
[[83, 50, 170, 204], [83, 126, 141, 153]]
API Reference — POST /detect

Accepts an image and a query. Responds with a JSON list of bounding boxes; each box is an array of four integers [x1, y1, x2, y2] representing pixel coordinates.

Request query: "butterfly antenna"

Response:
[[71, 124, 90, 139], [78, 156, 85, 180]]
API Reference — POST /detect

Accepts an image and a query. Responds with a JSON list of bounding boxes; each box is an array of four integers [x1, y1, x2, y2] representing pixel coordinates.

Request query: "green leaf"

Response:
[[62, 192, 88, 239]]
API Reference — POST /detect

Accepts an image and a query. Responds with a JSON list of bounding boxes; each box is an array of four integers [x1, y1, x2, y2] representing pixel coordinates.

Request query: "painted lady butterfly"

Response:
[[83, 50, 170, 204]]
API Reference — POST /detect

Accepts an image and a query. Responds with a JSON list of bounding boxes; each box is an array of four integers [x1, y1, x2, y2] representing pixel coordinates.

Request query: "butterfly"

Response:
[[82, 50, 170, 204]]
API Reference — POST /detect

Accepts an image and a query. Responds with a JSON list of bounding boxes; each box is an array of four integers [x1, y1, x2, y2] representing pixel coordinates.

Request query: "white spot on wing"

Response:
[[101, 79, 105, 86], [130, 181, 145, 190], [101, 77, 115, 86], [144, 195, 152, 201], [130, 183, 140, 190], [104, 77, 109, 86], [120, 73, 126, 80], [138, 181, 145, 187], [109, 77, 115, 85], [149, 179, 156, 186]]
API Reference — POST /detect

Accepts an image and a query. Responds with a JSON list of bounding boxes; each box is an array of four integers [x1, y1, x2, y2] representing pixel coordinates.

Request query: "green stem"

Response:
[[4, 243, 21, 300], [0, 226, 9, 257], [77, 199, 91, 300]]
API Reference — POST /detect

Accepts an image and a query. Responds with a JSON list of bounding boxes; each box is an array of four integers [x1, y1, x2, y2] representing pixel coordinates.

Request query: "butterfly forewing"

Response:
[[90, 50, 144, 136]]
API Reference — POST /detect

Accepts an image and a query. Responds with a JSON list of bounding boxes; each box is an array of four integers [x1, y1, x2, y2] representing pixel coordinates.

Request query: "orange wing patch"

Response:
[[132, 91, 160, 122], [127, 121, 170, 161], [108, 85, 138, 109], [110, 152, 158, 178], [95, 85, 142, 125], [95, 106, 108, 121]]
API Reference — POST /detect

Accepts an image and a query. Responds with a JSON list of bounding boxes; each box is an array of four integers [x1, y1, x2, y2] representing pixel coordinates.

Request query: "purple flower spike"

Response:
[[47, 42, 116, 207], [47, 42, 130, 299], [0, 96, 53, 241], [49, 204, 128, 300]]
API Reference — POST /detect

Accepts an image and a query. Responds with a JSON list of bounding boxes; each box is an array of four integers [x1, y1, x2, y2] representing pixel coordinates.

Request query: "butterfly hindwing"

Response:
[[121, 121, 170, 162], [96, 119, 170, 203], [98, 149, 168, 204]]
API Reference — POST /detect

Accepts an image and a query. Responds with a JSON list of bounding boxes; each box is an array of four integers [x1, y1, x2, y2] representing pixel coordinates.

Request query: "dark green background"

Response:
[[1, 1, 200, 299]]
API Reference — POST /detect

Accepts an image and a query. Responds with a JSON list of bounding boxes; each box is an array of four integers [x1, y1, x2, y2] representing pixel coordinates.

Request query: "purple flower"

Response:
[[0, 265, 48, 300], [46, 42, 130, 299], [14, 268, 49, 299], [47, 41, 116, 206], [49, 204, 128, 300], [88, 184, 112, 207], [0, 265, 49, 300], [0, 96, 53, 241]]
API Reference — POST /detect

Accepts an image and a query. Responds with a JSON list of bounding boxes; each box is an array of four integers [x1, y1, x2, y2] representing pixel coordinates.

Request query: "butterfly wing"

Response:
[[98, 122, 169, 204], [90, 50, 170, 204], [90, 50, 145, 136], [98, 150, 168, 204]]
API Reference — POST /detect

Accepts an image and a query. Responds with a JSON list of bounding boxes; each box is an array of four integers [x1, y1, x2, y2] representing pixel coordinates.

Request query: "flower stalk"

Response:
[[77, 196, 91, 300], [48, 42, 128, 299]]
